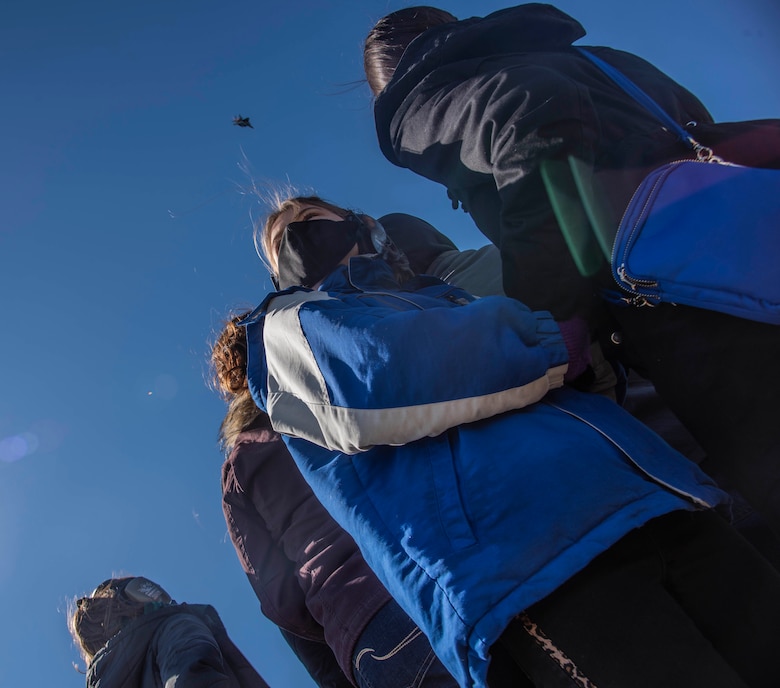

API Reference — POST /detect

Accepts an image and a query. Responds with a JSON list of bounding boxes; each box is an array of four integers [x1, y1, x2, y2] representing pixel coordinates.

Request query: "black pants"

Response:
[[495, 510, 780, 688], [606, 302, 780, 535]]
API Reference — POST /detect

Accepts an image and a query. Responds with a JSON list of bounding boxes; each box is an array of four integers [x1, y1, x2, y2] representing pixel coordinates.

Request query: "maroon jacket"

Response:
[[221, 414, 392, 684]]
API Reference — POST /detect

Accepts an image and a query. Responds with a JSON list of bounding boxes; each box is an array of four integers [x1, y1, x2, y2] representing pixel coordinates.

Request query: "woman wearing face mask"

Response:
[[69, 576, 269, 688], [213, 204, 557, 688], [234, 193, 780, 688]]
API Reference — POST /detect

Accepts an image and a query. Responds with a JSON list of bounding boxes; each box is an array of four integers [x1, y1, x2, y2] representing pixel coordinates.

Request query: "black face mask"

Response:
[[275, 214, 364, 290]]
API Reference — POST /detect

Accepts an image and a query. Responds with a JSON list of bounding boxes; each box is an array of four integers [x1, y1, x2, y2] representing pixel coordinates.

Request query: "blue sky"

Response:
[[1, 1, 778, 685]]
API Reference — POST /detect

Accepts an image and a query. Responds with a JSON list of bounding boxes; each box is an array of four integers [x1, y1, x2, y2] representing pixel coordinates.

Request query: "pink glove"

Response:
[[556, 316, 592, 383]]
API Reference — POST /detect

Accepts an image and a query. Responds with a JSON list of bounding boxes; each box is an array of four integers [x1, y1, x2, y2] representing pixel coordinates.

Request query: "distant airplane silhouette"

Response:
[[233, 115, 253, 129]]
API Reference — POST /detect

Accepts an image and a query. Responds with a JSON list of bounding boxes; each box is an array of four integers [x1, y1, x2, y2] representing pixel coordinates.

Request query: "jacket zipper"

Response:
[[611, 158, 725, 307], [545, 400, 713, 508]]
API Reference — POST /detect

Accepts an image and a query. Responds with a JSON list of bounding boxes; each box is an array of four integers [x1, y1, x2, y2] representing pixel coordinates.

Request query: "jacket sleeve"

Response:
[[391, 63, 600, 319], [428, 245, 505, 297], [222, 438, 327, 641], [280, 629, 354, 688], [154, 613, 233, 688], [491, 70, 600, 320], [258, 290, 567, 453]]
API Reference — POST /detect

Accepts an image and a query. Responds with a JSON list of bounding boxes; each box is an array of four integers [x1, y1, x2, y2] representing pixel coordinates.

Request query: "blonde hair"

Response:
[[68, 578, 145, 664]]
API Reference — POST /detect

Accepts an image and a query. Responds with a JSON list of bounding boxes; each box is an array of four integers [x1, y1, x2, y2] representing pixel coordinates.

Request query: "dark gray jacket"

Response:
[[374, 3, 714, 319], [222, 418, 390, 685], [87, 604, 268, 688]]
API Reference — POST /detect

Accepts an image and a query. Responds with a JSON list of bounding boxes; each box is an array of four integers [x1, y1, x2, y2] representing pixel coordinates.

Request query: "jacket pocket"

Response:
[[424, 434, 478, 551], [351, 436, 477, 559]]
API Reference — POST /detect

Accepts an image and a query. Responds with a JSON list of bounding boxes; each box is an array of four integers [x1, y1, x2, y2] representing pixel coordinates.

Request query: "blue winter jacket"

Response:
[[242, 256, 728, 688]]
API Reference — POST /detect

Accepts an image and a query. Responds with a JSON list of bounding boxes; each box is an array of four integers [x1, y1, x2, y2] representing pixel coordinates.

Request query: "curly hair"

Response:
[[209, 311, 268, 452]]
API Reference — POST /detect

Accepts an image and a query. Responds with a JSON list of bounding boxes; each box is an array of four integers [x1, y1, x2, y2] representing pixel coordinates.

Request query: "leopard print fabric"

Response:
[[518, 613, 599, 688]]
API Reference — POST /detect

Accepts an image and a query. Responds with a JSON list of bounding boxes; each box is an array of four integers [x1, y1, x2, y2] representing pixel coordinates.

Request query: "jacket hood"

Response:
[[411, 4, 583, 65], [374, 3, 585, 161], [321, 255, 400, 293], [382, 4, 584, 95]]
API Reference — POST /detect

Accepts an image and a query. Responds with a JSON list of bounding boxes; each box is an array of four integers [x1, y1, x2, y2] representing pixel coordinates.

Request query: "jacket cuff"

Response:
[[534, 311, 570, 382]]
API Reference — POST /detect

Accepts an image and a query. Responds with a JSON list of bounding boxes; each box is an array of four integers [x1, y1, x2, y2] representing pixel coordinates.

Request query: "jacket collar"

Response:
[[241, 257, 401, 324], [333, 255, 400, 292], [244, 256, 456, 325]]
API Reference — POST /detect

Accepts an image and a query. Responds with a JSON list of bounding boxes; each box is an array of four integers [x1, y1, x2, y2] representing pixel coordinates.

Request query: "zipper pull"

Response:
[[617, 265, 635, 290]]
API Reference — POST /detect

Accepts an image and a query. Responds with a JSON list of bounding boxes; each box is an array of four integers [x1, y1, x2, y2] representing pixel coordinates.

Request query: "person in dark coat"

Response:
[[363, 3, 780, 534], [69, 576, 269, 688], [211, 312, 460, 688]]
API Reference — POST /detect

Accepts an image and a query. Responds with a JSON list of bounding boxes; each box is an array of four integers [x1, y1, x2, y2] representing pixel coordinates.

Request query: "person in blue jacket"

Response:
[[236, 193, 780, 688], [211, 212, 544, 688]]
